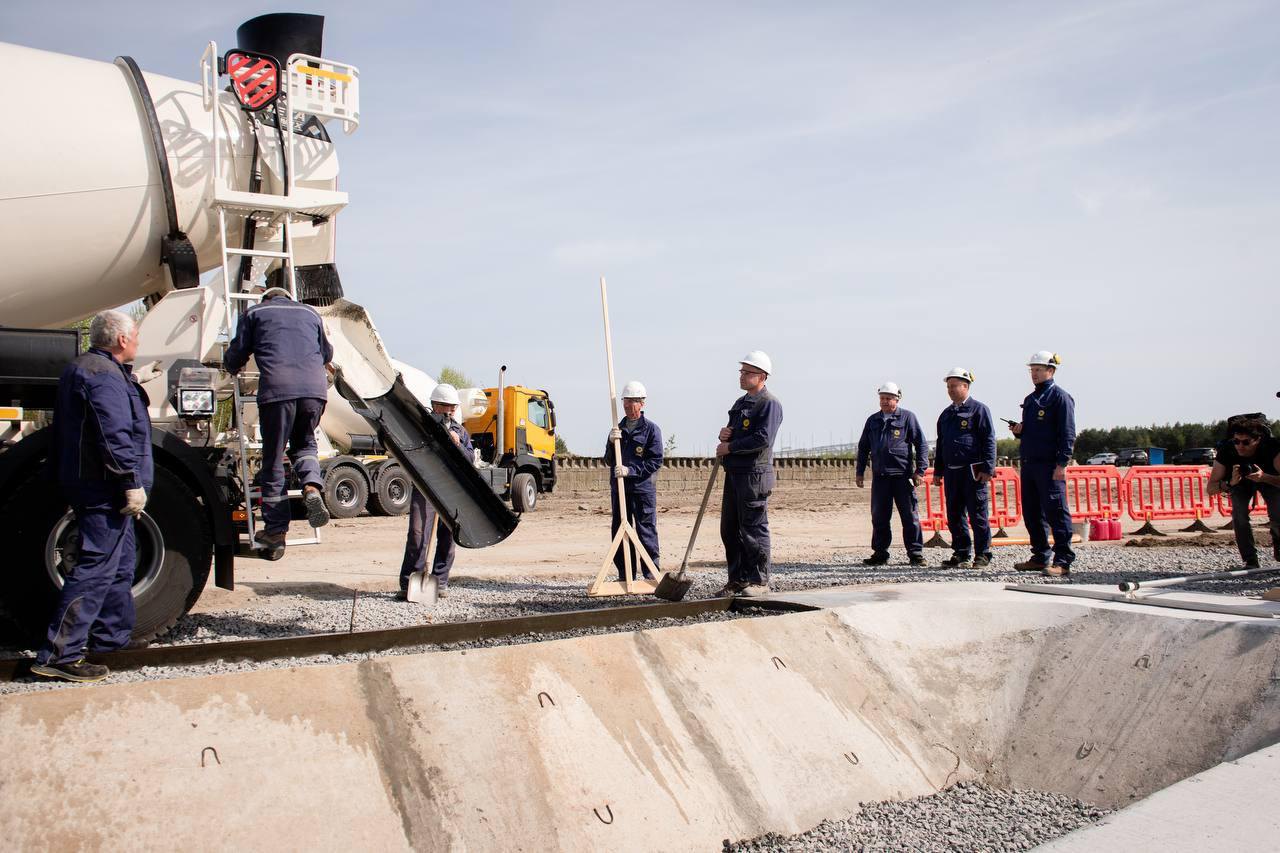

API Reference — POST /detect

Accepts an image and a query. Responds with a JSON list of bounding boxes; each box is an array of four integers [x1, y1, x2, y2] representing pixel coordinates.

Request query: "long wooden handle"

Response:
[[600, 276, 633, 581], [679, 464, 720, 575]]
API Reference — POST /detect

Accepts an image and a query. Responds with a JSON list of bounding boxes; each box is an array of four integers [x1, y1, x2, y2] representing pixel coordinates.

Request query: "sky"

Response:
[[4, 1, 1278, 455]]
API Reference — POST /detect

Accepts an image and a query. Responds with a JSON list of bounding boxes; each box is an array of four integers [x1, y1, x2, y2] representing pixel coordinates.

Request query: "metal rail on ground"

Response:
[[0, 598, 816, 680], [1006, 583, 1280, 619]]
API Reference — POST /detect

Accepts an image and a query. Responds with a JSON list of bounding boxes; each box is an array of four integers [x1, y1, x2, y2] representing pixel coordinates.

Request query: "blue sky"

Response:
[[5, 1, 1277, 454]]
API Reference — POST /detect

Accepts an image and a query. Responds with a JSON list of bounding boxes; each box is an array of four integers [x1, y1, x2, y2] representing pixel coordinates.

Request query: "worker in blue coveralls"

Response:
[[604, 380, 664, 581], [856, 382, 928, 567], [399, 383, 473, 599], [224, 286, 333, 559], [933, 368, 997, 569], [715, 351, 784, 597], [32, 310, 153, 683], [1009, 351, 1076, 577]]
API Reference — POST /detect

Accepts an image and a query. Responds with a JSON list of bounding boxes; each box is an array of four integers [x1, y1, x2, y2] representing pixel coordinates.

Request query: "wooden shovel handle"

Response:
[[679, 464, 720, 574]]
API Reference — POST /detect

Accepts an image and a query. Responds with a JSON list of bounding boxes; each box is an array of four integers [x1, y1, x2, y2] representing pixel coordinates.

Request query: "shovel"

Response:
[[654, 464, 719, 601], [406, 516, 439, 604]]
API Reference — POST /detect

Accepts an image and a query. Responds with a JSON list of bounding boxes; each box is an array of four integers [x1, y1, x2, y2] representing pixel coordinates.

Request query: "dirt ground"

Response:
[[197, 484, 1240, 613]]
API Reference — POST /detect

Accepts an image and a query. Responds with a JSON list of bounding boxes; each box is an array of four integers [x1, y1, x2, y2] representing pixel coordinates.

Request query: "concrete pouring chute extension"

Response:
[[0, 14, 517, 642]]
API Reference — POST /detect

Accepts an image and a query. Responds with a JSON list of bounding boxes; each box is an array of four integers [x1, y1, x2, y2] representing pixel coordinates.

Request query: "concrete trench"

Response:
[[1, 583, 1277, 850]]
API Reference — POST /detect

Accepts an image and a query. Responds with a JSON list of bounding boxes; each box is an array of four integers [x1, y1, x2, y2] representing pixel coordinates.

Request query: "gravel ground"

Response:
[[0, 606, 776, 695], [724, 781, 1110, 852], [3, 541, 1274, 694]]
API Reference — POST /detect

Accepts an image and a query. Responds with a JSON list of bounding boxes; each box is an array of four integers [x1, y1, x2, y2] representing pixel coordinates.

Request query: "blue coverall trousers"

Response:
[[37, 506, 137, 665], [258, 397, 326, 534], [943, 469, 991, 559], [610, 484, 660, 580], [870, 474, 923, 557], [721, 470, 774, 586], [400, 489, 457, 590], [1021, 462, 1075, 567]]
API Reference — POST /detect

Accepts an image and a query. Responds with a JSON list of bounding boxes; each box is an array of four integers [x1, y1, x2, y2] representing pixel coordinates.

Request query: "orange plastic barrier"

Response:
[[1062, 465, 1124, 521], [1122, 466, 1215, 524], [1216, 488, 1270, 519], [920, 467, 1020, 536], [988, 467, 1021, 534]]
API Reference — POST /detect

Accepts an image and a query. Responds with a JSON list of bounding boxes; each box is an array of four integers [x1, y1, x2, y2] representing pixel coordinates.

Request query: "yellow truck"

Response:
[[464, 367, 558, 512]]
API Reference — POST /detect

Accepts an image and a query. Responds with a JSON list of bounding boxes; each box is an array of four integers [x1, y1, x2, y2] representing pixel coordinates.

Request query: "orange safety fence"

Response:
[[1062, 465, 1124, 521], [920, 467, 1021, 543], [1122, 465, 1215, 535], [989, 467, 1021, 536], [1216, 488, 1271, 519]]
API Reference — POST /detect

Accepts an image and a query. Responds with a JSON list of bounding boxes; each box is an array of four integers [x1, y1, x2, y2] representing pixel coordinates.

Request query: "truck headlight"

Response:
[[178, 388, 215, 417]]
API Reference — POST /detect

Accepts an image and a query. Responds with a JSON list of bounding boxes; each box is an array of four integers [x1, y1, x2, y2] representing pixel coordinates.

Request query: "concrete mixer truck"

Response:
[[0, 14, 518, 641]]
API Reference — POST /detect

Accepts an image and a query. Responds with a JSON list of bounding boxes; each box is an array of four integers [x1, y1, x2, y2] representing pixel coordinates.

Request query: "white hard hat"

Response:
[[261, 286, 291, 299], [944, 367, 975, 384], [620, 380, 647, 399], [429, 383, 461, 406], [877, 382, 902, 398], [740, 350, 772, 375], [1027, 351, 1062, 368]]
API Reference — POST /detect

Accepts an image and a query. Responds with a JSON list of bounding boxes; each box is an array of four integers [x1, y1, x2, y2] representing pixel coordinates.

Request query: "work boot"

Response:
[[940, 554, 973, 569], [304, 487, 330, 528], [862, 553, 890, 566], [714, 581, 743, 597], [908, 554, 927, 567], [1014, 560, 1047, 572], [254, 530, 286, 561], [1045, 563, 1071, 577], [738, 584, 770, 598], [437, 587, 449, 599], [1243, 558, 1261, 569], [30, 659, 109, 683], [973, 555, 992, 569]]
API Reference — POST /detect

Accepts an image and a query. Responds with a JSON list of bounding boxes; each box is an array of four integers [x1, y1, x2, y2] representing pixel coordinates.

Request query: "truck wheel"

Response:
[[367, 461, 411, 516], [323, 463, 368, 518], [511, 471, 538, 513], [0, 465, 212, 644]]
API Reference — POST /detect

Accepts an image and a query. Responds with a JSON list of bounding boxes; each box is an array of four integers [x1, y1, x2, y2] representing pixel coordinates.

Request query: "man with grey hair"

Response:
[[32, 309, 153, 683], [225, 286, 334, 558]]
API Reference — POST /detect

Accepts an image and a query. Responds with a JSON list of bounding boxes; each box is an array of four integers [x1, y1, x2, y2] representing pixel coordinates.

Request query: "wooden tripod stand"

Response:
[[587, 276, 663, 596]]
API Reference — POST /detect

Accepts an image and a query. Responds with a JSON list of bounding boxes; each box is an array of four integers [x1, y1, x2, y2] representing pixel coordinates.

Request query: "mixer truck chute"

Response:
[[0, 15, 518, 641]]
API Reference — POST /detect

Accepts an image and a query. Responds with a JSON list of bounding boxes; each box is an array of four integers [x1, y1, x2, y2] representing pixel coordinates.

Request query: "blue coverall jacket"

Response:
[[224, 296, 333, 404], [856, 409, 927, 479], [51, 347, 154, 509], [723, 391, 783, 473], [604, 414, 664, 491], [1017, 380, 1076, 466], [934, 398, 997, 477]]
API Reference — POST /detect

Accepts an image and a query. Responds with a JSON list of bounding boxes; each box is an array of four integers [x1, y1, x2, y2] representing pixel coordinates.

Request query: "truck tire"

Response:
[[323, 463, 368, 518], [367, 461, 411, 516], [0, 465, 212, 644], [511, 470, 538, 513]]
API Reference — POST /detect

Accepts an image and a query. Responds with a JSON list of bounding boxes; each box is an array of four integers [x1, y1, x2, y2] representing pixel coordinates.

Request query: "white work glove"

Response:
[[121, 488, 147, 516], [609, 427, 622, 441], [133, 360, 163, 384], [613, 465, 629, 478]]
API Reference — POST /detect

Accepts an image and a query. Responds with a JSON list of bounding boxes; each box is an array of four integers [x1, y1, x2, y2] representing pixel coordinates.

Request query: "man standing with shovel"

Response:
[[715, 351, 783, 597]]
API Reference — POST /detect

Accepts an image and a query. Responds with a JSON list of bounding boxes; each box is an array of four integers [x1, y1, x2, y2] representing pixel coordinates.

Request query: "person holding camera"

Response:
[[1207, 416, 1280, 568]]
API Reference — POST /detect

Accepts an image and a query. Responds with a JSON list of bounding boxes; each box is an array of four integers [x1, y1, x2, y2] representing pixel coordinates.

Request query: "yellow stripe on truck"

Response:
[[0, 406, 22, 420], [296, 65, 353, 83]]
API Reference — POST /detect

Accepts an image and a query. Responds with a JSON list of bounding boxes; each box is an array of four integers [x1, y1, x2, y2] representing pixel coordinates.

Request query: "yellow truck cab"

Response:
[[464, 383, 557, 511]]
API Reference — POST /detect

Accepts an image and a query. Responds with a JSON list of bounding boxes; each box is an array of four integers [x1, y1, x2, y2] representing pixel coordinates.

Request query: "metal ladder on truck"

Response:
[[200, 42, 361, 553]]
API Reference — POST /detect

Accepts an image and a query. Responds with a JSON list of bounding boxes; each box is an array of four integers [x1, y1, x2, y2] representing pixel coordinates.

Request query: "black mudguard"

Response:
[[335, 373, 519, 548]]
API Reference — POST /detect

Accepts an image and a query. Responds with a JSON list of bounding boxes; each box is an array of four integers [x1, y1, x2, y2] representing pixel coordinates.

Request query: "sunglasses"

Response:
[[1232, 437, 1258, 445]]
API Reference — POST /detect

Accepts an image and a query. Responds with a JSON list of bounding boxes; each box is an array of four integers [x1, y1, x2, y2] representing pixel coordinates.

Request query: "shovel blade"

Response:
[[653, 571, 692, 602], [406, 570, 438, 605]]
